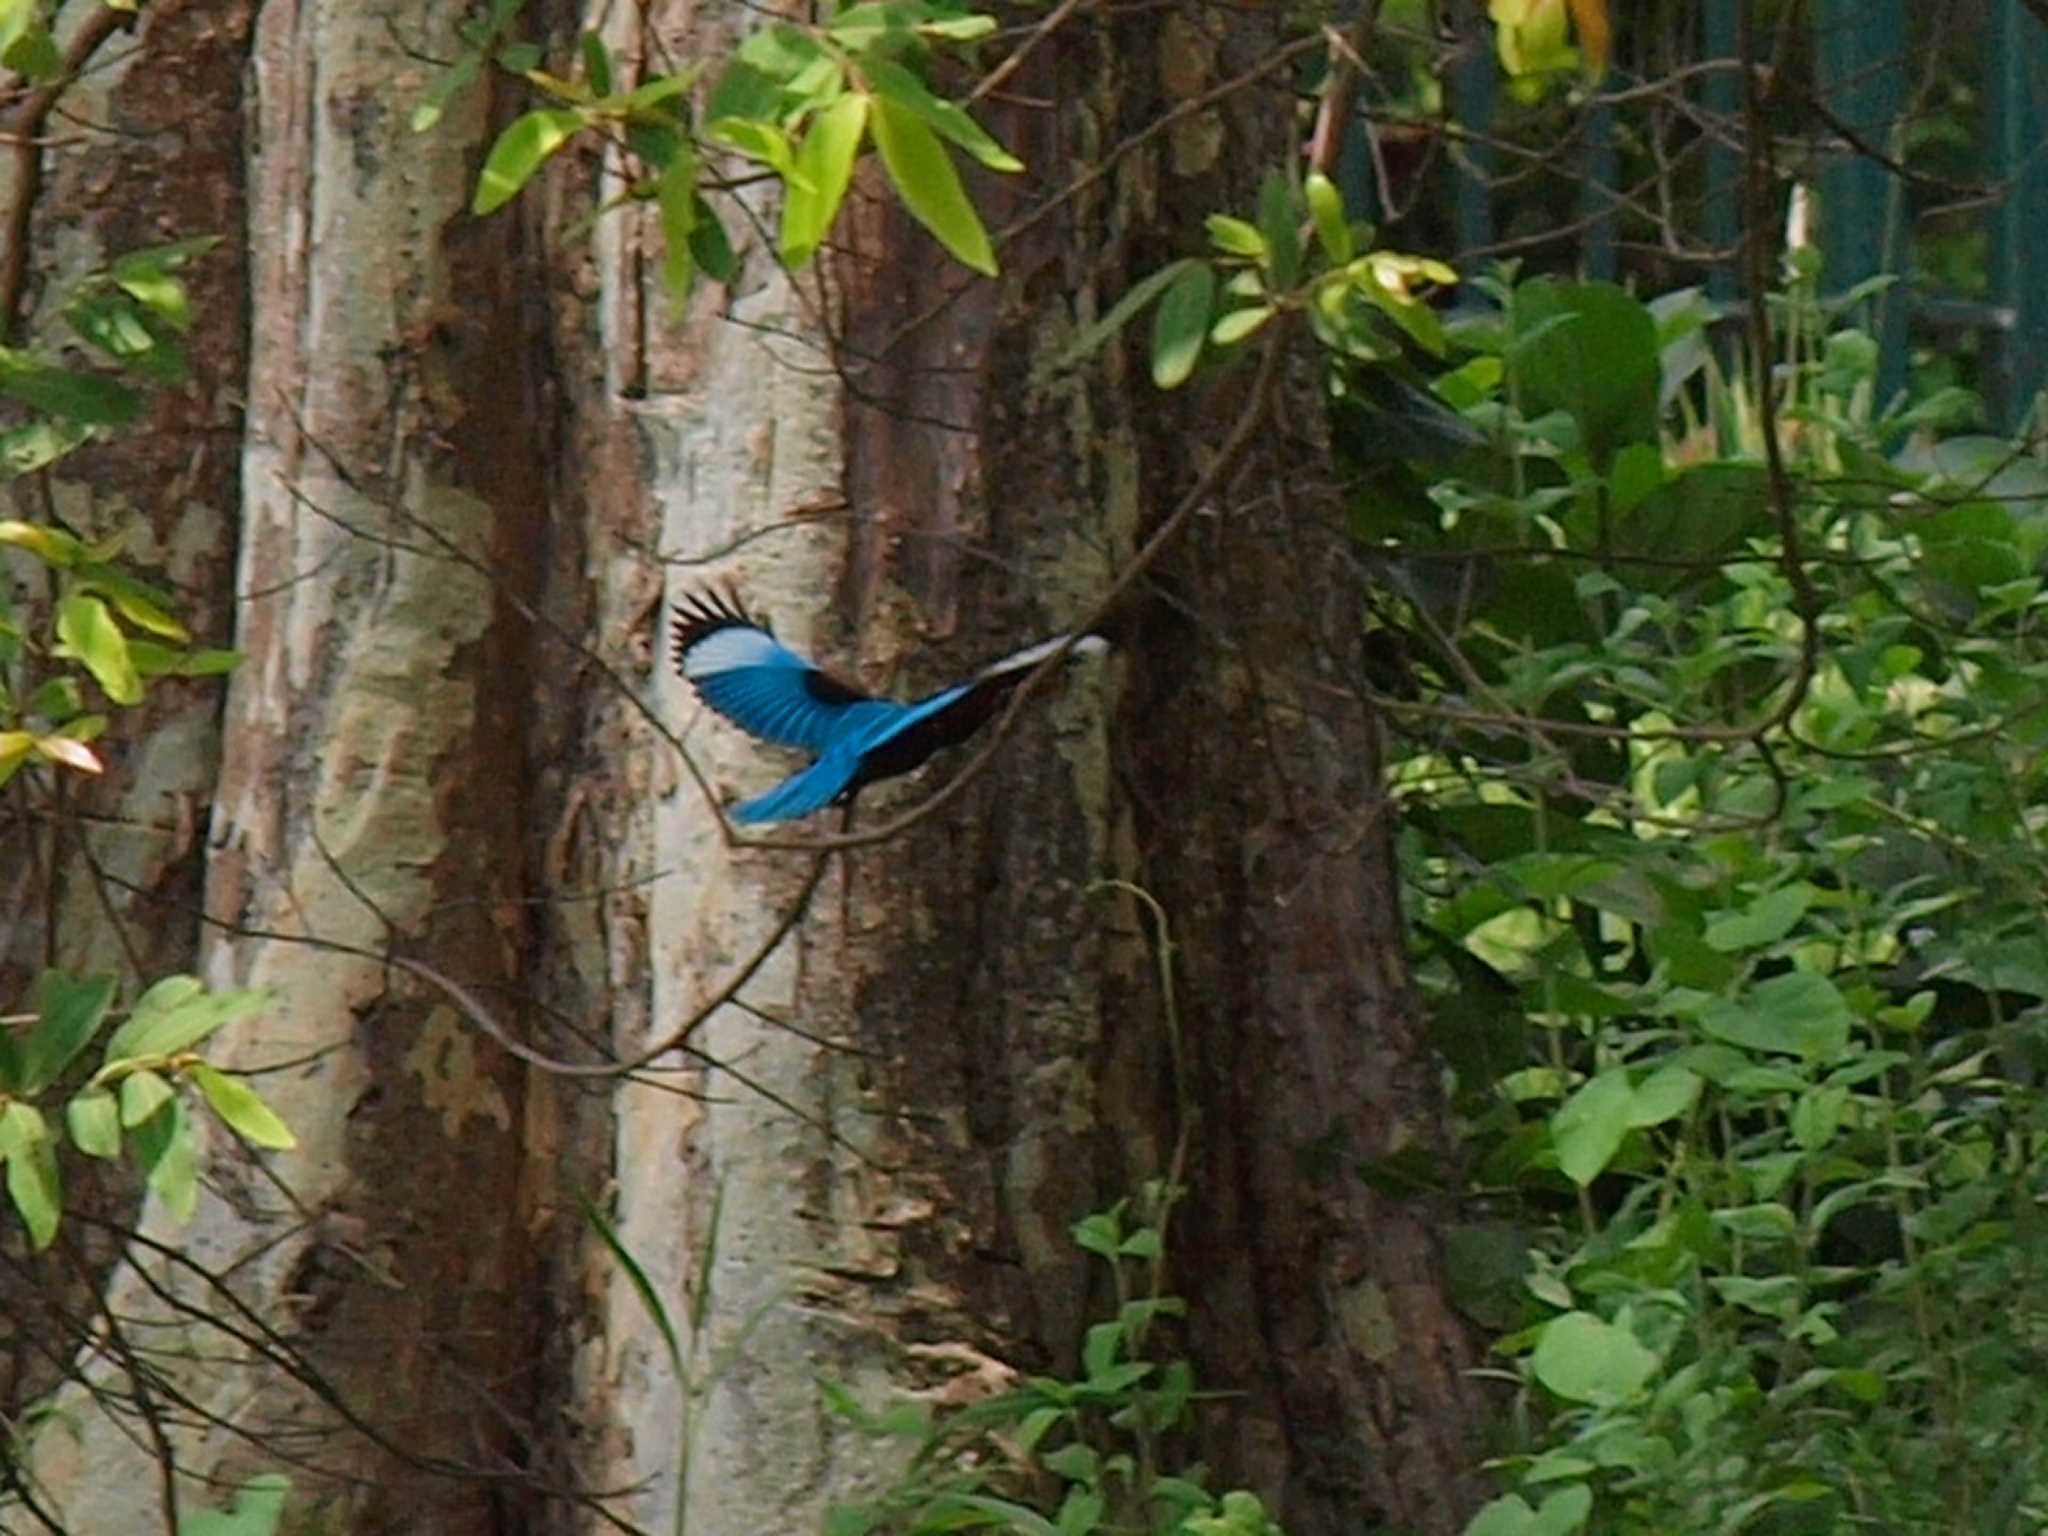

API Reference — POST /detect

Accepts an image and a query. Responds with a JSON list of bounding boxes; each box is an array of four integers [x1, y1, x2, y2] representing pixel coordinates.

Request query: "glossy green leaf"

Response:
[[1626, 1066, 1701, 1128], [862, 58, 1020, 173], [1149, 261, 1214, 388], [472, 109, 584, 215], [19, 970, 116, 1094], [780, 90, 868, 270], [1210, 304, 1274, 347], [869, 94, 995, 276], [66, 1089, 122, 1159], [77, 565, 190, 640], [55, 592, 142, 705], [192, 1065, 296, 1150]]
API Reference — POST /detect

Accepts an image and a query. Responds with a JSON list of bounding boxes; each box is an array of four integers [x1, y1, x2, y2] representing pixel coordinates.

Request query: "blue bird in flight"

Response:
[[672, 590, 1109, 824]]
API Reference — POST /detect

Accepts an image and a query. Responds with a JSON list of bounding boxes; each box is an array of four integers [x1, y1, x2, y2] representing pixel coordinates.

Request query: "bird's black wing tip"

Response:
[[670, 584, 769, 672]]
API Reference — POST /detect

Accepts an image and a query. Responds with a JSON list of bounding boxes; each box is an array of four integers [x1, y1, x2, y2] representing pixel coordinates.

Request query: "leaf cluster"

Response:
[[0, 971, 294, 1250], [430, 0, 1020, 300], [1344, 262, 2048, 1533], [824, 1185, 1285, 1536]]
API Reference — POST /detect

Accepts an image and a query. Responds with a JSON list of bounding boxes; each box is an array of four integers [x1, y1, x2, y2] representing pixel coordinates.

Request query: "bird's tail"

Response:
[[729, 749, 860, 824]]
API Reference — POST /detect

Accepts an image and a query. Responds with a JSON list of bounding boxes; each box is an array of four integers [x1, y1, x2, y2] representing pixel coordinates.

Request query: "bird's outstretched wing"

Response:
[[672, 590, 887, 755]]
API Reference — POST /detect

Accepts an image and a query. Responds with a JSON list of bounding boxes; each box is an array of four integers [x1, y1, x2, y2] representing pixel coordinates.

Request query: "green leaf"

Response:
[[19, 970, 117, 1094], [862, 57, 1020, 173], [66, 1089, 122, 1159], [177, 1474, 293, 1536], [2, 21, 61, 84], [1551, 1067, 1633, 1186], [655, 144, 700, 304], [472, 109, 585, 215], [0, 417, 92, 477], [105, 977, 267, 1062], [689, 196, 738, 285], [580, 1195, 684, 1383], [1305, 171, 1351, 262], [1052, 258, 1202, 373], [1699, 971, 1852, 1063], [1204, 215, 1266, 261], [580, 30, 613, 96], [120, 1069, 175, 1127], [55, 592, 142, 705], [868, 94, 995, 275], [1626, 1066, 1701, 1128], [191, 1065, 297, 1150], [1255, 171, 1300, 289], [77, 564, 190, 640], [1510, 278, 1659, 467], [780, 90, 868, 270], [411, 50, 482, 134], [6, 1133, 59, 1250], [0, 517, 84, 565], [0, 1100, 44, 1161], [705, 117, 803, 183], [1703, 883, 1813, 952], [1072, 1208, 1123, 1258], [133, 1095, 198, 1222], [1150, 261, 1215, 389], [1531, 1310, 1657, 1405], [0, 349, 140, 425], [128, 641, 243, 679]]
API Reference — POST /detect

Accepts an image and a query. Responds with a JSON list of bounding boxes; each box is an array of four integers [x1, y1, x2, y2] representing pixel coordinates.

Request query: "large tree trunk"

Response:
[[8, 2, 1486, 1532]]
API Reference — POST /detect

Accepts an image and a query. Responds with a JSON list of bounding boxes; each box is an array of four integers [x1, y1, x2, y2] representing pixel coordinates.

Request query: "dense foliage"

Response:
[[1372, 257, 2048, 1533]]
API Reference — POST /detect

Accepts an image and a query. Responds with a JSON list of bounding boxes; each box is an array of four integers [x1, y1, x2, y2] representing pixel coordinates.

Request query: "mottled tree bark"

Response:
[[6, 1, 1486, 1532]]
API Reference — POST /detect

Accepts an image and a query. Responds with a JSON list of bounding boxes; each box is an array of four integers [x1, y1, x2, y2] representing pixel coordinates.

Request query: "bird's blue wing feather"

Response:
[[730, 746, 863, 824], [694, 666, 852, 753], [674, 599, 877, 754]]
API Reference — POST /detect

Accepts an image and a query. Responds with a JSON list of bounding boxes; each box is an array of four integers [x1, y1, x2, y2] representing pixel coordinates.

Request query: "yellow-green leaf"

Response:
[[472, 109, 585, 215], [1306, 172, 1351, 263], [6, 1135, 59, 1250], [0, 518, 84, 566], [1205, 215, 1266, 261], [780, 91, 869, 270], [193, 1065, 297, 1151], [120, 1068, 175, 1127], [862, 58, 1020, 174], [869, 95, 995, 277], [67, 1089, 121, 1159], [55, 591, 141, 705], [1210, 304, 1274, 347]]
